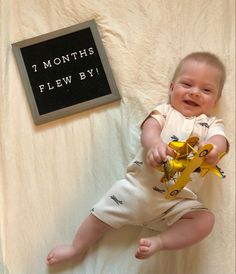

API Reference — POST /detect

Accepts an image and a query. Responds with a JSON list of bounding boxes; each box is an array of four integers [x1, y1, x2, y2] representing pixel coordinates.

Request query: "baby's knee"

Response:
[[184, 210, 215, 235], [198, 211, 215, 235]]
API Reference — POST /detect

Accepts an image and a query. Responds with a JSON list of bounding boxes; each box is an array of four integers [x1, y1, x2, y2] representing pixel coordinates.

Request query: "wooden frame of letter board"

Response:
[[12, 20, 120, 125]]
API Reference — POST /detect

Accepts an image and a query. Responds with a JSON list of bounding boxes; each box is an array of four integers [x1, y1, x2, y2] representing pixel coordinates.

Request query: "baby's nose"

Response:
[[189, 87, 200, 96]]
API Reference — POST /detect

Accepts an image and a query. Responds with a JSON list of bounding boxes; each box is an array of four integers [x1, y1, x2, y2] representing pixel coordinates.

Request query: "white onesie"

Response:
[[91, 104, 227, 231]]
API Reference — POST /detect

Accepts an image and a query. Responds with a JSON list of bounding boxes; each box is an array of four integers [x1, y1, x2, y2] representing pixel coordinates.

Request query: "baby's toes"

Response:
[[139, 238, 152, 247], [139, 245, 149, 253]]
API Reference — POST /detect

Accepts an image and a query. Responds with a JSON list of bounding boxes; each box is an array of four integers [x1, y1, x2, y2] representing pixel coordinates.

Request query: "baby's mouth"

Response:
[[184, 100, 199, 107]]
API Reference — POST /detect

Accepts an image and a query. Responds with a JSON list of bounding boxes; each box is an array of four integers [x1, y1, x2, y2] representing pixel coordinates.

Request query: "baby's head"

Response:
[[169, 52, 226, 117], [172, 52, 226, 98]]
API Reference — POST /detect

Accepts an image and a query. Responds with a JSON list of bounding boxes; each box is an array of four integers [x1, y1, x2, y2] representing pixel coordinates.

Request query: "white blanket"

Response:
[[0, 0, 235, 273]]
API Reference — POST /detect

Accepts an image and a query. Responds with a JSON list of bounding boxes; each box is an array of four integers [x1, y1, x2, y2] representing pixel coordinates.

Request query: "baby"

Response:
[[47, 51, 228, 265]]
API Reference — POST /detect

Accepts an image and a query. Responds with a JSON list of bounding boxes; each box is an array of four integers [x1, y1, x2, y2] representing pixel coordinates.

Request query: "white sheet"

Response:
[[0, 0, 235, 273]]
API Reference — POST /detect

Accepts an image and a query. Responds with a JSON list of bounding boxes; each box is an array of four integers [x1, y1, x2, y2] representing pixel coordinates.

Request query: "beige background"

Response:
[[0, 1, 235, 273]]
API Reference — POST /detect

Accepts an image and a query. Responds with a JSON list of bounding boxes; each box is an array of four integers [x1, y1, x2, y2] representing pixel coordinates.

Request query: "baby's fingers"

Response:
[[146, 148, 167, 167], [146, 151, 162, 167], [205, 149, 220, 166], [166, 146, 176, 158]]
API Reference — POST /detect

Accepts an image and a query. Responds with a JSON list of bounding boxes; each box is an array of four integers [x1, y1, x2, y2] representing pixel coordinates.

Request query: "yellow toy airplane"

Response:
[[157, 136, 225, 199]]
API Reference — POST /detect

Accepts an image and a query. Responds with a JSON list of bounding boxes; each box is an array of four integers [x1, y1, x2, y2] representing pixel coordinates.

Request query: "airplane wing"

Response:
[[165, 143, 213, 199], [199, 164, 226, 179], [199, 151, 226, 178], [168, 136, 199, 159]]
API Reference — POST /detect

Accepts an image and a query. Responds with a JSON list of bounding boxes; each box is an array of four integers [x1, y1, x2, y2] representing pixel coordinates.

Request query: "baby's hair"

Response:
[[171, 52, 226, 97]]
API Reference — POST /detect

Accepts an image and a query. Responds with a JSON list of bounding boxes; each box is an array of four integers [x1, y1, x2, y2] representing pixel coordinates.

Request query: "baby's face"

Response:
[[169, 60, 221, 117]]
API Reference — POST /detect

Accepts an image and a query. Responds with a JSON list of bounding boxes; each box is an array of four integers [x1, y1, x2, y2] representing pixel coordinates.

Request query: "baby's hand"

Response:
[[200, 142, 221, 166], [146, 140, 175, 168]]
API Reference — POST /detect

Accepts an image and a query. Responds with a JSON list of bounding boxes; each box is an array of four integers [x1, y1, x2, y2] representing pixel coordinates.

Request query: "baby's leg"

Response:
[[135, 210, 214, 259], [47, 214, 110, 265]]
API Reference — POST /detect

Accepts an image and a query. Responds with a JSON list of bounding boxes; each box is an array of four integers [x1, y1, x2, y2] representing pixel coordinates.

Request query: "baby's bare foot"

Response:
[[135, 237, 163, 259], [47, 245, 82, 265]]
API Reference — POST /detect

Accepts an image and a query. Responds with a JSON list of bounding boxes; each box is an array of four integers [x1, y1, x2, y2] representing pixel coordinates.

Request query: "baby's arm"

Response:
[[141, 117, 174, 167], [201, 135, 228, 166]]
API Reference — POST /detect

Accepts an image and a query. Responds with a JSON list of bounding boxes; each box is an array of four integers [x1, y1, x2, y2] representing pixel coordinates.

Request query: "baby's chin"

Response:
[[181, 109, 208, 117], [172, 105, 204, 117]]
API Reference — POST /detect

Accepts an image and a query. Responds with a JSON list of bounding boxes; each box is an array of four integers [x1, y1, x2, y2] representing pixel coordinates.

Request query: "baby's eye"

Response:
[[182, 83, 191, 88], [202, 88, 211, 93]]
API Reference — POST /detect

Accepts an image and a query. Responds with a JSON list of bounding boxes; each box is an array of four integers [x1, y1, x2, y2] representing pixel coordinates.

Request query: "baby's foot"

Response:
[[47, 245, 82, 265], [135, 237, 163, 259]]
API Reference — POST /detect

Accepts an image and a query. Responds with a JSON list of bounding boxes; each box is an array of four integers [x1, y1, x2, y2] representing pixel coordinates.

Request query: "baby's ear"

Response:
[[214, 95, 221, 104], [168, 82, 174, 95]]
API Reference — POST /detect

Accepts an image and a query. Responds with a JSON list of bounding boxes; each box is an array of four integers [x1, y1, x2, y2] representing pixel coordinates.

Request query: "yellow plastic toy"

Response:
[[157, 136, 225, 199]]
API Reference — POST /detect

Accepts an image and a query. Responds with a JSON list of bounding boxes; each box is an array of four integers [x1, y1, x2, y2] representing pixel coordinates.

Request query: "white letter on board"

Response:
[[39, 84, 45, 93], [32, 64, 37, 72], [70, 52, 78, 60], [62, 76, 72, 84], [47, 82, 55, 90], [43, 60, 52, 69], [78, 49, 88, 58], [87, 69, 94, 77], [79, 72, 86, 80], [55, 79, 62, 87], [88, 47, 94, 55], [54, 58, 61, 66]]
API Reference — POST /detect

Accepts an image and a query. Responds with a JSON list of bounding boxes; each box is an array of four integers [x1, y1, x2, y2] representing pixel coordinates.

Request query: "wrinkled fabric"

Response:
[[0, 0, 235, 274]]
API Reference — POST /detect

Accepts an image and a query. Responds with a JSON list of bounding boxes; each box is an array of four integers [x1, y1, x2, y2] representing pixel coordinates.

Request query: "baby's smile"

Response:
[[183, 99, 199, 107]]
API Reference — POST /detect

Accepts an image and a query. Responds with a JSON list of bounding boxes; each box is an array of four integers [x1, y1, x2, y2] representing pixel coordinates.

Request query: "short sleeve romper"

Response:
[[91, 104, 227, 232]]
